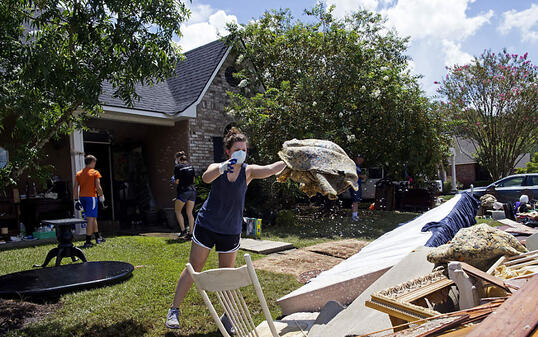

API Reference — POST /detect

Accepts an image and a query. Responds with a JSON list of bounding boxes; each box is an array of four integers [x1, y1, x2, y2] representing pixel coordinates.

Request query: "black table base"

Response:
[[34, 218, 88, 268], [36, 245, 87, 267]]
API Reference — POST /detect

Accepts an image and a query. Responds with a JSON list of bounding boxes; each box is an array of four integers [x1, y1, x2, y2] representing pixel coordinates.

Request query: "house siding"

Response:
[[145, 120, 190, 208], [189, 55, 238, 172], [456, 163, 477, 186]]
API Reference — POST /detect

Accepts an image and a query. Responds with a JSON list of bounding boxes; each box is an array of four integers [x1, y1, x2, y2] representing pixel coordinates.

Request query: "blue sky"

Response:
[[176, 1, 538, 97]]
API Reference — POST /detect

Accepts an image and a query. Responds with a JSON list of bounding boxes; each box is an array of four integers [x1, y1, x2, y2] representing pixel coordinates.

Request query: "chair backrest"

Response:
[[187, 254, 279, 337]]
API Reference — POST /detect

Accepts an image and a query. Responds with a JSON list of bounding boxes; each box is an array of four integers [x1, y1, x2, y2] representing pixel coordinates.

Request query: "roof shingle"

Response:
[[99, 39, 230, 115]]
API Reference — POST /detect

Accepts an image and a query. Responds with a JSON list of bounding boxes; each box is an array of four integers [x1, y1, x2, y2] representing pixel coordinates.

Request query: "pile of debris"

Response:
[[275, 193, 538, 337], [352, 245, 538, 336]]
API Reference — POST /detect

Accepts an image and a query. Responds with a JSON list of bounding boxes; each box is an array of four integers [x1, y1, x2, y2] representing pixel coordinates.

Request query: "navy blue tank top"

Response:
[[195, 163, 247, 235]]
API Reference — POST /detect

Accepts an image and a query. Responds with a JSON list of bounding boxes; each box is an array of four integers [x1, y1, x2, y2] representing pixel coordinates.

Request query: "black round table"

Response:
[[0, 261, 134, 297], [34, 218, 88, 268]]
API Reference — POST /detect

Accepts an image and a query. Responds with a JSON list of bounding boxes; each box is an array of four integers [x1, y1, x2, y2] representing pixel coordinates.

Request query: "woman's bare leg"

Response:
[[172, 242, 210, 308], [185, 201, 195, 234], [174, 199, 185, 232], [218, 251, 238, 268]]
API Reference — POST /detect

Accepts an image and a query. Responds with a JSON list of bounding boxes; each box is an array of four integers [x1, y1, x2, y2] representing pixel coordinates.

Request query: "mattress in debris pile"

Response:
[[427, 223, 528, 270]]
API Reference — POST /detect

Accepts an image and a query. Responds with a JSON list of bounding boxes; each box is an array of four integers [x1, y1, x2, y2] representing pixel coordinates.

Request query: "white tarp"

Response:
[[277, 194, 462, 308]]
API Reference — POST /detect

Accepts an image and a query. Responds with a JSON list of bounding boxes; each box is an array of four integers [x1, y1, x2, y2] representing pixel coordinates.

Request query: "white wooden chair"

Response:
[[186, 254, 307, 337]]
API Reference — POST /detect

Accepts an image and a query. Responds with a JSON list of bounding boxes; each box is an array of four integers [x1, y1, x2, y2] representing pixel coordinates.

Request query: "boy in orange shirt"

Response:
[[74, 155, 106, 248]]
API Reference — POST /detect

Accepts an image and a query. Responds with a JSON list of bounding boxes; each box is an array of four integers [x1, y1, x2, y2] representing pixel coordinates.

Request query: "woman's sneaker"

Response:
[[166, 308, 180, 329], [82, 242, 94, 249]]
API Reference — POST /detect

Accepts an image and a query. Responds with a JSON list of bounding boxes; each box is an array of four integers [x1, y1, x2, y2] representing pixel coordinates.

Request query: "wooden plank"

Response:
[[487, 256, 506, 274], [437, 325, 476, 337], [505, 254, 538, 267], [304, 239, 369, 259], [502, 221, 538, 235], [459, 262, 510, 291], [388, 315, 469, 337], [467, 275, 538, 337], [507, 259, 538, 270], [506, 250, 538, 261], [239, 238, 294, 254], [498, 218, 523, 227]]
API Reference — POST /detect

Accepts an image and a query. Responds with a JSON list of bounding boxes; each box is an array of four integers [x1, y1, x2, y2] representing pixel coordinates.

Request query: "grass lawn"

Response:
[[0, 237, 299, 337], [439, 194, 456, 202], [476, 217, 503, 227], [263, 209, 419, 248], [0, 209, 418, 336]]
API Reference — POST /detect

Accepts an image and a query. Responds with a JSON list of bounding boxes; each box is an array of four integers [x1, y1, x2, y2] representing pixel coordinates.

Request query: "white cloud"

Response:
[[176, 4, 238, 52], [323, 0, 490, 90], [324, 0, 379, 18], [442, 40, 473, 67], [382, 0, 493, 41], [498, 4, 538, 42], [357, 0, 491, 96], [186, 4, 213, 24]]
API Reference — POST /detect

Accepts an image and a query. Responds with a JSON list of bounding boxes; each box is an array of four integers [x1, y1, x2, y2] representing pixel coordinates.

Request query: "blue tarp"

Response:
[[422, 192, 480, 247]]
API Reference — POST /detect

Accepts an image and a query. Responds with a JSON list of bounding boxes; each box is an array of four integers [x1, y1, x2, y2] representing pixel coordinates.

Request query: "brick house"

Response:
[[41, 39, 241, 225], [453, 137, 531, 186]]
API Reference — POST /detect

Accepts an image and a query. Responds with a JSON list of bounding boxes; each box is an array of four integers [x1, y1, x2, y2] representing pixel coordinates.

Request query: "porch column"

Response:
[[450, 147, 457, 192], [69, 129, 85, 194]]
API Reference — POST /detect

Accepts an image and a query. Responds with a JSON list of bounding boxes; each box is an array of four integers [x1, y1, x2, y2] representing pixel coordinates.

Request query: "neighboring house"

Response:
[[453, 137, 531, 185], [39, 39, 243, 225]]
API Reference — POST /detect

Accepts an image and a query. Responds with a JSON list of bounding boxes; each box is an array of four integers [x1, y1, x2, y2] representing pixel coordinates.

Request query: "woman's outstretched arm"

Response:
[[247, 161, 286, 183]]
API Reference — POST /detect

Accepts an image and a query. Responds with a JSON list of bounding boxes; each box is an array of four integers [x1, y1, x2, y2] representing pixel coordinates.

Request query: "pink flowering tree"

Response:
[[438, 50, 538, 180]]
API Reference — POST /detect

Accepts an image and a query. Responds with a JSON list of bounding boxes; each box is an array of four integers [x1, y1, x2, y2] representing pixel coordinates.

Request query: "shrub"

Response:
[[442, 181, 452, 194]]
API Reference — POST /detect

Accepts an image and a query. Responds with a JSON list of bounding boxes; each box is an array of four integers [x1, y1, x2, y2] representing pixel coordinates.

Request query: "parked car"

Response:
[[463, 173, 538, 203]]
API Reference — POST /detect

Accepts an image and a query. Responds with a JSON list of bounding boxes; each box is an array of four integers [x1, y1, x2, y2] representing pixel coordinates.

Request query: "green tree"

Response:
[[227, 5, 449, 179], [438, 50, 538, 180], [0, 0, 189, 186]]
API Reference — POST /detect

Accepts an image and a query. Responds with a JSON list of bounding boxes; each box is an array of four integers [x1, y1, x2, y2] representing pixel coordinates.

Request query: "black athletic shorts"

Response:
[[192, 225, 241, 253], [177, 188, 196, 202]]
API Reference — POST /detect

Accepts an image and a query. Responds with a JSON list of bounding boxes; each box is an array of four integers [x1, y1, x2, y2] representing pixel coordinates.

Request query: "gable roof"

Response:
[[99, 39, 230, 116], [454, 137, 531, 168]]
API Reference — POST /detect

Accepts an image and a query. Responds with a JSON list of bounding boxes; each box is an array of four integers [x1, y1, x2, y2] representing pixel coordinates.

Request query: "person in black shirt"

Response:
[[174, 151, 196, 239]]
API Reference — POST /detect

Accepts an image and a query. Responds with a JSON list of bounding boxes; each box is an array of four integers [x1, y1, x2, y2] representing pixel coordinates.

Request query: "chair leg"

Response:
[[34, 248, 59, 268]]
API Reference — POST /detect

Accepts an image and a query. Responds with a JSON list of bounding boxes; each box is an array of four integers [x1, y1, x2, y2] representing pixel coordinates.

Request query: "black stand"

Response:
[[34, 218, 88, 268]]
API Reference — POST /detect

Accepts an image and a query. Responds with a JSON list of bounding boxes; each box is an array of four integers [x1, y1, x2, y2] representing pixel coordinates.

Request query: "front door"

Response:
[[83, 141, 114, 221]]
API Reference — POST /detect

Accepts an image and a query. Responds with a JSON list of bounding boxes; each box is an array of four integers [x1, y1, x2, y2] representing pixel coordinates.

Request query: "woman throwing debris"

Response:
[[166, 127, 286, 329]]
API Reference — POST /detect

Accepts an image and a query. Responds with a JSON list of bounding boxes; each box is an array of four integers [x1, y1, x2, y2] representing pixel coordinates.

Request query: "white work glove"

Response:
[[99, 195, 105, 203], [219, 158, 237, 174]]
